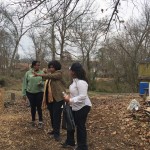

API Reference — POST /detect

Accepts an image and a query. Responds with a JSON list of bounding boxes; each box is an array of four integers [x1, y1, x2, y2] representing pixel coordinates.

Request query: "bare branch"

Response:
[[105, 0, 120, 39], [19, 0, 46, 19]]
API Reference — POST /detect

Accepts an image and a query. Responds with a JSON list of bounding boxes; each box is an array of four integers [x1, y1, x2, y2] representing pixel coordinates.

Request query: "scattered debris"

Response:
[[127, 99, 140, 112]]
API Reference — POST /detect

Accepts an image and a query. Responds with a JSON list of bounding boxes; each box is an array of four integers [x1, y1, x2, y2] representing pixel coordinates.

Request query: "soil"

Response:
[[0, 91, 150, 150]]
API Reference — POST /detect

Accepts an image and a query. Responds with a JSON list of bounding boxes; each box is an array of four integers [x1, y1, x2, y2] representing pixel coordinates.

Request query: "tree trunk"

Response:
[[8, 40, 19, 75], [51, 24, 56, 60]]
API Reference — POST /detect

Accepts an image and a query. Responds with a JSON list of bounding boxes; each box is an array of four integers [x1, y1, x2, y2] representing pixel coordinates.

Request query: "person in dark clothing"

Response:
[[34, 60, 66, 141], [22, 61, 44, 129]]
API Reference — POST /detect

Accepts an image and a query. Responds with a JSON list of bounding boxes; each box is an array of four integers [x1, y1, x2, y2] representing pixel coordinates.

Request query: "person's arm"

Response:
[[37, 71, 45, 86], [33, 71, 62, 80], [64, 81, 88, 104]]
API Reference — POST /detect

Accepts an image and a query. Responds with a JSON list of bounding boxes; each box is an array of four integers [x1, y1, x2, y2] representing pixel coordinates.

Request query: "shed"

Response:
[[138, 58, 150, 96], [138, 58, 150, 80]]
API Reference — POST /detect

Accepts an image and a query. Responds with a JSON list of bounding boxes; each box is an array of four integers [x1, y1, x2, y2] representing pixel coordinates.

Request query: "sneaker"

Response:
[[61, 142, 75, 148], [31, 121, 36, 127], [38, 122, 43, 129]]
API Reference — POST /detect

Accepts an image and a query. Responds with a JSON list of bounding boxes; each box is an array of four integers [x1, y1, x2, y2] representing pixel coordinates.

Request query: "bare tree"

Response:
[[15, 0, 81, 23], [0, 29, 13, 75], [28, 29, 49, 66], [52, 0, 93, 62], [101, 3, 150, 91], [68, 14, 107, 80], [0, 5, 32, 74]]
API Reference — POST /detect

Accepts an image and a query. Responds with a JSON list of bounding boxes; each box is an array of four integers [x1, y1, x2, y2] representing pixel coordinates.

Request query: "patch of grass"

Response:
[[93, 79, 132, 93], [0, 75, 22, 91]]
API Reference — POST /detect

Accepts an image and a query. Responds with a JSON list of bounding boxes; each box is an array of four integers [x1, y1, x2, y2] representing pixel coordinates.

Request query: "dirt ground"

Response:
[[0, 91, 150, 150]]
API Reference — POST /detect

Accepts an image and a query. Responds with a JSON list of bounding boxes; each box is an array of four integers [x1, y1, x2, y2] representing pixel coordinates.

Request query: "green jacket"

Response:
[[43, 70, 66, 102], [22, 69, 44, 96]]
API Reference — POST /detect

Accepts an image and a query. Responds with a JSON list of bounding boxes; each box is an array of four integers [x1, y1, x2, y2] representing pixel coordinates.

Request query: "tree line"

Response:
[[0, 0, 150, 92]]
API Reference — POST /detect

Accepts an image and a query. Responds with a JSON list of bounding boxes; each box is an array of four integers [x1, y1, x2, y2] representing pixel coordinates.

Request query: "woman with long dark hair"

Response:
[[62, 62, 92, 150]]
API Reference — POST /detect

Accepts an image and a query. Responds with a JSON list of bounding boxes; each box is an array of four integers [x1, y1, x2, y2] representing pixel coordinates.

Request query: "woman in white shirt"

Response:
[[62, 62, 92, 150]]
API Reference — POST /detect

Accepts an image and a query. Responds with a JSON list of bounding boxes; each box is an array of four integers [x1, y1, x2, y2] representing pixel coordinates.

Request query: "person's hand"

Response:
[[23, 96, 27, 106], [42, 68, 47, 74], [23, 96, 30, 107], [33, 72, 46, 77], [32, 72, 38, 77], [23, 95, 27, 101], [63, 95, 70, 103], [37, 81, 43, 86]]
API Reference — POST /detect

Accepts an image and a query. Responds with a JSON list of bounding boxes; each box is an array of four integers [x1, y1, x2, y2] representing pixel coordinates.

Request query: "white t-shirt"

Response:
[[69, 78, 92, 111]]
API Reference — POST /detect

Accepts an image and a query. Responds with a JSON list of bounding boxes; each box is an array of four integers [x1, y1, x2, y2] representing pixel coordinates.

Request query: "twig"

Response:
[[19, 0, 46, 19], [104, 0, 120, 40]]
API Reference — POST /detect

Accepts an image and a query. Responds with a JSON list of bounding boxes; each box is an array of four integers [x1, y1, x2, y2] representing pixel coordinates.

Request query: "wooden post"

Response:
[[11, 93, 15, 104], [0, 88, 4, 113]]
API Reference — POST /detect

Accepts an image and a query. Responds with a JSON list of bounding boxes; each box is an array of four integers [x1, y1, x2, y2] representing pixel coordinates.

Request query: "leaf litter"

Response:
[[0, 91, 149, 150]]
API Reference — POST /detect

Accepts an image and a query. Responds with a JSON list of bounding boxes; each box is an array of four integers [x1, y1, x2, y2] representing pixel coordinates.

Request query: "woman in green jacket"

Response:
[[22, 60, 44, 129]]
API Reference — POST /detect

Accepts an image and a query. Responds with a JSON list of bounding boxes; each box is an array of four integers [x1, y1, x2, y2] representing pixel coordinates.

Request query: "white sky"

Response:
[[0, 0, 147, 57], [96, 0, 144, 20]]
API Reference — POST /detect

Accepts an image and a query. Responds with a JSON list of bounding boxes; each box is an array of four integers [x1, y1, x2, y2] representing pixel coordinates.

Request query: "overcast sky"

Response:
[[0, 0, 146, 57]]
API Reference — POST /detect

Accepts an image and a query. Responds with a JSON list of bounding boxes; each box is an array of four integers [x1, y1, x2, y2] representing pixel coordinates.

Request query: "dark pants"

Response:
[[47, 100, 64, 137], [26, 92, 43, 122], [66, 106, 91, 150]]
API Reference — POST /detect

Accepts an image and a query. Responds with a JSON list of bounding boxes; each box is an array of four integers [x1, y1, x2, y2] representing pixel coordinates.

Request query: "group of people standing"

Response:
[[22, 60, 92, 150]]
